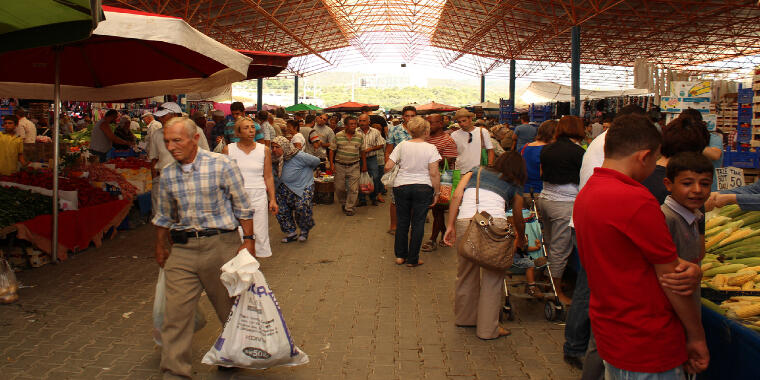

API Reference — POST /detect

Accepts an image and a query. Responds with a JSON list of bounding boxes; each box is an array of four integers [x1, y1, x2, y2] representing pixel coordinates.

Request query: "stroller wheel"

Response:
[[544, 301, 558, 321]]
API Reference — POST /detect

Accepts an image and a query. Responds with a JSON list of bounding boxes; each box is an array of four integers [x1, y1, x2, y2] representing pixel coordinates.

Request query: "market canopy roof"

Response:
[[323, 101, 379, 112], [468, 101, 500, 110], [104, 1, 760, 80], [286, 103, 322, 112], [414, 101, 459, 114], [524, 81, 651, 102], [237, 49, 293, 79]]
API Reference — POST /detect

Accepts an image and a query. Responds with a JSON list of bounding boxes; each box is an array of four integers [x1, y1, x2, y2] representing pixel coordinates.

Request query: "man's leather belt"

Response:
[[170, 228, 235, 243], [336, 161, 359, 166]]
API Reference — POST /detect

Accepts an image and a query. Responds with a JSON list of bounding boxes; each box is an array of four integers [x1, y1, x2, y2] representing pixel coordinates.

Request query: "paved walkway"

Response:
[[1, 200, 579, 379]]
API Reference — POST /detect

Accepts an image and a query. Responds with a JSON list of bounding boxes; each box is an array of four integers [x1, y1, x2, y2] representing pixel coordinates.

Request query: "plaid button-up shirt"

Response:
[[152, 149, 253, 231]]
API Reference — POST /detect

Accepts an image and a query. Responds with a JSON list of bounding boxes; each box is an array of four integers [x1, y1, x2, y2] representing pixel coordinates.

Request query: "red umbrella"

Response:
[[0, 6, 251, 101], [415, 101, 459, 114], [324, 101, 380, 112], [237, 50, 293, 79]]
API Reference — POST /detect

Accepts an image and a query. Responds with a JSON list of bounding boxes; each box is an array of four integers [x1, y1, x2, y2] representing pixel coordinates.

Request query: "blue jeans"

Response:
[[393, 184, 433, 265], [358, 156, 380, 202], [604, 361, 685, 380], [564, 257, 591, 358]]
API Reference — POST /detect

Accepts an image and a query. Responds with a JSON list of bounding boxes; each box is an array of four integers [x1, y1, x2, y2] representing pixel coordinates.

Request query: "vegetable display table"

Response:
[[14, 199, 132, 261], [701, 305, 760, 379]]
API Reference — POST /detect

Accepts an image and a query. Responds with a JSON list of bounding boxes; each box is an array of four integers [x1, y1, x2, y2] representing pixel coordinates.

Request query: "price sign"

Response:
[[716, 167, 745, 190]]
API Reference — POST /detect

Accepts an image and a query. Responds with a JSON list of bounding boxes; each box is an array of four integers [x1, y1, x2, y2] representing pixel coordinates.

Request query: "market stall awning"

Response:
[[323, 101, 379, 112], [0, 6, 252, 101], [524, 81, 652, 103], [286, 103, 322, 112], [468, 101, 500, 110], [415, 101, 459, 114], [237, 50, 293, 79], [0, 0, 104, 52]]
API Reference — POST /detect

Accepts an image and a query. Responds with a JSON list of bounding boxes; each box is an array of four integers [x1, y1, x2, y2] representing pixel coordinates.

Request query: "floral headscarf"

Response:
[[272, 136, 298, 178]]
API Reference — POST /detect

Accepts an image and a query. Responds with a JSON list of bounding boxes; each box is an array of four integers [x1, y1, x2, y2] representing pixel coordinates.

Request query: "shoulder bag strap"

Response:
[[475, 166, 482, 212]]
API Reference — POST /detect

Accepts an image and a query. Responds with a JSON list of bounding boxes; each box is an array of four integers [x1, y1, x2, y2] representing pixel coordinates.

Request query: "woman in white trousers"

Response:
[[224, 117, 278, 257]]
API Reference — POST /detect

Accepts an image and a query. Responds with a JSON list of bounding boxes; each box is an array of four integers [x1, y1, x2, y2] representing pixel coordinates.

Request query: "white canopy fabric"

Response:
[[469, 101, 500, 109], [0, 7, 251, 101], [524, 81, 651, 102]]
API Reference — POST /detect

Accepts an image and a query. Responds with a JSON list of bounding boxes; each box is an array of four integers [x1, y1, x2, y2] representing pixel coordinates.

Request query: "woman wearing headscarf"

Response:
[[271, 136, 321, 242], [113, 115, 136, 150]]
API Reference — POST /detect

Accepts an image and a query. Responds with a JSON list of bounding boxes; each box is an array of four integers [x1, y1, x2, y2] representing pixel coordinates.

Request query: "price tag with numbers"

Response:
[[716, 167, 745, 190]]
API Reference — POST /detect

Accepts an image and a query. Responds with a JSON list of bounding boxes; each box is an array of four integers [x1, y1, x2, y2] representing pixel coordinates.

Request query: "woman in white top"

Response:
[[223, 117, 278, 257], [385, 116, 441, 267], [443, 152, 527, 340]]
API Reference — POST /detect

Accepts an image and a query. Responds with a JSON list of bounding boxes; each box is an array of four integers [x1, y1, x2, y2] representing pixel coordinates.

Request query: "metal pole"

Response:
[[256, 78, 263, 112], [52, 47, 61, 263], [571, 25, 581, 116], [509, 60, 516, 124], [294, 75, 299, 105], [480, 75, 486, 103]]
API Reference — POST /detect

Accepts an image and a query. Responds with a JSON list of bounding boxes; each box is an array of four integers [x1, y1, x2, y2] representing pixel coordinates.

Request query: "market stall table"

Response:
[[701, 305, 760, 379]]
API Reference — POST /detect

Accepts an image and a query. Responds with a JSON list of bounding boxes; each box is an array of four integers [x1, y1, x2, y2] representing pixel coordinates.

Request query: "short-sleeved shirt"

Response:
[[540, 137, 585, 185], [426, 132, 458, 159], [357, 127, 386, 160], [662, 195, 703, 307], [313, 124, 335, 147], [149, 127, 210, 170], [709, 132, 723, 191], [18, 117, 36, 143], [389, 140, 441, 187], [574, 167, 686, 373], [0, 134, 23, 175], [451, 127, 494, 175], [331, 131, 363, 164], [513, 123, 537, 152], [387, 124, 412, 146]]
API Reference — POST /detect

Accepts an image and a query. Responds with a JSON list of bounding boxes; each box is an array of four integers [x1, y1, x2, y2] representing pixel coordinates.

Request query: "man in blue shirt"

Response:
[[512, 113, 537, 152]]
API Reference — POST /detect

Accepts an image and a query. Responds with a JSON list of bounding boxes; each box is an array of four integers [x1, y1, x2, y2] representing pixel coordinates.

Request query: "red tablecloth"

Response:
[[15, 199, 132, 261]]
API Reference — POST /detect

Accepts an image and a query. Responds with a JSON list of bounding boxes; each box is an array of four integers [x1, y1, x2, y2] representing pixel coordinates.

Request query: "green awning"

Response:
[[286, 103, 322, 112], [0, 0, 103, 52]]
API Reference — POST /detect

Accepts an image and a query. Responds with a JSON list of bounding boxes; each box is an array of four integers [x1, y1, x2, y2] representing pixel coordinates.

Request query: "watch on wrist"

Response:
[[242, 235, 255, 240]]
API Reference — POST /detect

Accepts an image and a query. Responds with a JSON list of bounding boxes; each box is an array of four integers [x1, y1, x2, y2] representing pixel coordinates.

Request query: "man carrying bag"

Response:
[[152, 117, 255, 380]]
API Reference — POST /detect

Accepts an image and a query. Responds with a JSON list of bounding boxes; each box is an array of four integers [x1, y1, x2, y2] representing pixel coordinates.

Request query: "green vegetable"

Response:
[[0, 187, 55, 229], [703, 264, 747, 277]]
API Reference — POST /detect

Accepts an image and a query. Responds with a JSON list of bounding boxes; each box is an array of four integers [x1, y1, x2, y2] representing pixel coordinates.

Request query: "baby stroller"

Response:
[[501, 197, 566, 322]]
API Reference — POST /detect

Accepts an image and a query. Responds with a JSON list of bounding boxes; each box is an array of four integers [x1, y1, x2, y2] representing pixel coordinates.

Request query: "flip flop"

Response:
[[395, 258, 406, 265], [406, 261, 424, 267]]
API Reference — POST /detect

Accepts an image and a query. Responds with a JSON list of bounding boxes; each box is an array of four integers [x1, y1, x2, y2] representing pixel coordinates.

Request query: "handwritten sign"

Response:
[[716, 167, 745, 190]]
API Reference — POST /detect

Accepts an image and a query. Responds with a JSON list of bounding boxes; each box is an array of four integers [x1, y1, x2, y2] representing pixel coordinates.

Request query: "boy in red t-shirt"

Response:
[[574, 114, 709, 378]]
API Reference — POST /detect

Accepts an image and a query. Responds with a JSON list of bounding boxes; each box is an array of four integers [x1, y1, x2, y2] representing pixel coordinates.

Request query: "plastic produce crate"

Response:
[[738, 88, 754, 104], [723, 150, 759, 168]]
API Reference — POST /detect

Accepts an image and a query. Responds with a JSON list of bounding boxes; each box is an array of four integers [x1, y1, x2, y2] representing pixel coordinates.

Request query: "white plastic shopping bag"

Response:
[[152, 269, 207, 346], [202, 250, 309, 369]]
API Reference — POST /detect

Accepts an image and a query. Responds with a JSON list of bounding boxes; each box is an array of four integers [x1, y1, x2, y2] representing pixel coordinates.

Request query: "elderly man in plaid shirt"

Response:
[[152, 117, 254, 380]]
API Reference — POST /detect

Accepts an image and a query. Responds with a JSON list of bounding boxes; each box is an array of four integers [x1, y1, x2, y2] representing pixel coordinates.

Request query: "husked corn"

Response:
[[736, 302, 760, 318], [728, 271, 758, 286]]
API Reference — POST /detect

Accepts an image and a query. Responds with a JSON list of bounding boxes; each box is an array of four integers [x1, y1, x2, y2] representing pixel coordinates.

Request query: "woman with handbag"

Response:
[[442, 152, 527, 339], [385, 116, 441, 267]]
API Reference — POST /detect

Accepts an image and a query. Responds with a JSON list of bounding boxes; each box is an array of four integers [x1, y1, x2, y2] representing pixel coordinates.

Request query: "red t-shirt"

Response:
[[574, 167, 687, 373], [426, 133, 458, 158]]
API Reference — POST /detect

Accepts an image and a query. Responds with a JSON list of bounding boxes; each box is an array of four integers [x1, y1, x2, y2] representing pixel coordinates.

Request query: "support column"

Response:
[[257, 78, 264, 112], [480, 75, 486, 103], [509, 59, 516, 113], [571, 25, 581, 116], [294, 75, 299, 105]]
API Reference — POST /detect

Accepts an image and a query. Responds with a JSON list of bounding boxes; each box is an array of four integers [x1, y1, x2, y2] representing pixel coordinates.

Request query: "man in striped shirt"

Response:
[[422, 113, 458, 251], [330, 116, 366, 216], [357, 114, 386, 206]]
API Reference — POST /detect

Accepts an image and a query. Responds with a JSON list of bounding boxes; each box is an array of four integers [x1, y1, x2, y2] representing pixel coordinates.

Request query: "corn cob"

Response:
[[706, 215, 731, 231], [735, 302, 760, 318], [728, 271, 757, 286], [730, 296, 760, 301], [720, 286, 743, 291], [706, 231, 731, 251], [701, 262, 715, 272], [717, 204, 740, 217], [738, 211, 760, 226], [726, 258, 760, 266], [743, 281, 755, 290], [704, 264, 747, 277], [714, 228, 760, 250]]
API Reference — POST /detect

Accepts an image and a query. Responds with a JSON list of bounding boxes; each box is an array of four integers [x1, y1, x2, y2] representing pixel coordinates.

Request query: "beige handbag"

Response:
[[457, 167, 516, 271]]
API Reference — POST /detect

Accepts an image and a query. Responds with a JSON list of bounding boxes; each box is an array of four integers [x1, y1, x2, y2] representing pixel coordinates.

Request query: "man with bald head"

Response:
[[152, 117, 254, 379]]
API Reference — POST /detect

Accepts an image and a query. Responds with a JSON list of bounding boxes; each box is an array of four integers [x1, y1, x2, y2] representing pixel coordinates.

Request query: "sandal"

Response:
[[478, 327, 511, 340], [395, 258, 406, 265], [406, 260, 424, 267], [438, 240, 448, 248], [420, 240, 436, 252], [281, 234, 298, 243], [298, 233, 308, 242]]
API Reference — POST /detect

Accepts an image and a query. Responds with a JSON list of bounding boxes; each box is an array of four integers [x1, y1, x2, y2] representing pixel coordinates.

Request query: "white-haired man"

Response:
[[152, 117, 254, 380]]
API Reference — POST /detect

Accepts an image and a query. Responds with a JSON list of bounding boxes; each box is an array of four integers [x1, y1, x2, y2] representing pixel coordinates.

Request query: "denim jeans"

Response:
[[393, 184, 433, 265], [358, 156, 380, 202], [603, 361, 685, 380], [564, 258, 591, 358]]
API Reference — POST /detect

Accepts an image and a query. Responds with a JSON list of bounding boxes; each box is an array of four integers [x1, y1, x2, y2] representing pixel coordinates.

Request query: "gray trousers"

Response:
[[537, 198, 575, 278], [334, 162, 360, 212]]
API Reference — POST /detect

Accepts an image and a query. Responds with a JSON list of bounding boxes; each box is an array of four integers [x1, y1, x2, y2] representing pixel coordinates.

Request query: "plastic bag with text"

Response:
[[202, 250, 309, 369], [359, 171, 374, 194]]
